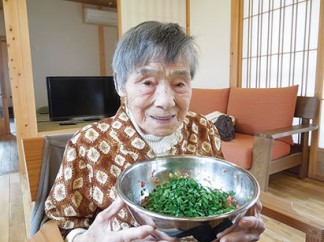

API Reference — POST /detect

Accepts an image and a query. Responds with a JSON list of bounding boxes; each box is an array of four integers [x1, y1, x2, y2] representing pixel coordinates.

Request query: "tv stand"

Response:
[[82, 117, 100, 122], [37, 114, 96, 133], [58, 118, 100, 125], [59, 121, 77, 126]]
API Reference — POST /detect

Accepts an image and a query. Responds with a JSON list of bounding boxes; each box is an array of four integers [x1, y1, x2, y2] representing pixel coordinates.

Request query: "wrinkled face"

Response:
[[118, 61, 192, 136]]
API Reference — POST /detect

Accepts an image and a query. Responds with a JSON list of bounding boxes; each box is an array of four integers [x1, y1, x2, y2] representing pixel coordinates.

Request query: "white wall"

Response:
[[27, 0, 117, 109], [190, 0, 231, 88]]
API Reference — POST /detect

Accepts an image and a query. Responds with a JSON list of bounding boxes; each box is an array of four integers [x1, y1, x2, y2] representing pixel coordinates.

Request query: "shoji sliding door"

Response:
[[241, 0, 320, 92], [231, 0, 324, 180]]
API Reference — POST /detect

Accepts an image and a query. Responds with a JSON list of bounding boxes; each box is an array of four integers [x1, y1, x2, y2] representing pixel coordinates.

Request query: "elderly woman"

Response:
[[45, 21, 265, 242]]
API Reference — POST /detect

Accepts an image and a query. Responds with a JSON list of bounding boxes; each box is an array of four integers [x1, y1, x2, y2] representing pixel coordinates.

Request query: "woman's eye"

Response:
[[175, 82, 186, 88], [177, 82, 184, 87], [143, 80, 153, 86]]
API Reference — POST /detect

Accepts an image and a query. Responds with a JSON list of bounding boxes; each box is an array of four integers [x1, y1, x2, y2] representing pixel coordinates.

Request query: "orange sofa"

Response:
[[189, 85, 308, 190]]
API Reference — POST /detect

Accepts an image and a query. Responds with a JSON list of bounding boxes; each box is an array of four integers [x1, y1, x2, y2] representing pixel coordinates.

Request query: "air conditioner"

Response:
[[84, 8, 117, 26]]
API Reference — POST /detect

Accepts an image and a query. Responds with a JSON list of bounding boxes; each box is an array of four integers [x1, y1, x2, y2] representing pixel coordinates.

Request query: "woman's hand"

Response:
[[215, 199, 265, 242], [74, 197, 174, 242]]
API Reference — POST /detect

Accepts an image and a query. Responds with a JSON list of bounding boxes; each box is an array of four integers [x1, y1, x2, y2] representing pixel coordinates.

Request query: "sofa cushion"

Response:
[[221, 133, 291, 169], [226, 86, 298, 144], [190, 88, 230, 115]]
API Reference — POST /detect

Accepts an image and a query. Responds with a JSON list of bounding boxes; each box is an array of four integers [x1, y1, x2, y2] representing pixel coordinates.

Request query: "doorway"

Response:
[[0, 37, 18, 175], [0, 37, 15, 136]]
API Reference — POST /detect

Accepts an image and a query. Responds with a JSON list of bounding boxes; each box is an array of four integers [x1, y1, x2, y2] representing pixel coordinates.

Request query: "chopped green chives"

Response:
[[141, 177, 237, 217]]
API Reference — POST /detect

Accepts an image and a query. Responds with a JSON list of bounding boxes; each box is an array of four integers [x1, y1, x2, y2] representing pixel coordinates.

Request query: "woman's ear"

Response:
[[114, 73, 126, 97]]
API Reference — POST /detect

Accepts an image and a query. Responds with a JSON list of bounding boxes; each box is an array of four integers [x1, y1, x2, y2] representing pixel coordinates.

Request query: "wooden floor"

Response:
[[0, 134, 323, 242], [0, 134, 19, 176], [0, 134, 30, 242]]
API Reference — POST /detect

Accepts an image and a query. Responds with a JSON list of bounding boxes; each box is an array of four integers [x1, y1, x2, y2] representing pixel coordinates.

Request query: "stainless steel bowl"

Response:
[[116, 155, 259, 236]]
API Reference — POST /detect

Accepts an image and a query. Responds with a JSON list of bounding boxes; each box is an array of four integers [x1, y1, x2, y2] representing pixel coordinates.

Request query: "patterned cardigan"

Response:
[[44, 105, 223, 236]]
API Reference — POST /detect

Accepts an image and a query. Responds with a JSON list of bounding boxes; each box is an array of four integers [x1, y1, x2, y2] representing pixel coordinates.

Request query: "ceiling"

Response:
[[65, 0, 117, 9]]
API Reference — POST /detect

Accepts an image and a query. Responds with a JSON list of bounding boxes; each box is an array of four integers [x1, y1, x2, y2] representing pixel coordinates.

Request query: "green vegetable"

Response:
[[141, 177, 237, 217]]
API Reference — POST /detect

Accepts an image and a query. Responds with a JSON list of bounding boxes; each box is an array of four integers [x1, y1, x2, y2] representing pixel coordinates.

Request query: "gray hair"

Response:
[[112, 21, 199, 92]]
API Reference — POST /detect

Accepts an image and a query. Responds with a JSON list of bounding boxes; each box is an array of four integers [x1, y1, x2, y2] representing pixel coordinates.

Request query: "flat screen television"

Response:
[[46, 76, 120, 122]]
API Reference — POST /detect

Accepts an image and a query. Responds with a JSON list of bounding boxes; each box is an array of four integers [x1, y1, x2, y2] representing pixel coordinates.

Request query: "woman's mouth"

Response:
[[150, 115, 175, 121]]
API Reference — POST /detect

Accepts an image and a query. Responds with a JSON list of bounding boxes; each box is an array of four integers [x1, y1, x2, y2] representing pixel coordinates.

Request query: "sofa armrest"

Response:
[[250, 123, 318, 191], [255, 123, 318, 139], [260, 192, 324, 241]]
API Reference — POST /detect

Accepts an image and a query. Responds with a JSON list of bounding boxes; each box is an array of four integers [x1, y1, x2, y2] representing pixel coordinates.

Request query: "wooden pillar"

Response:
[[186, 0, 190, 35], [98, 25, 106, 76], [2, 0, 38, 174], [117, 0, 122, 38], [230, 0, 243, 88]]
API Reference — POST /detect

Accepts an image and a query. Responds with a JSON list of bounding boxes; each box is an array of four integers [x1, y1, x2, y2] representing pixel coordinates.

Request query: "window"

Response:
[[241, 0, 320, 95]]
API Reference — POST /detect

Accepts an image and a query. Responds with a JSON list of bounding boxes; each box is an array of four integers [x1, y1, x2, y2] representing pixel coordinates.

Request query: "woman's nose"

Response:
[[154, 83, 175, 109]]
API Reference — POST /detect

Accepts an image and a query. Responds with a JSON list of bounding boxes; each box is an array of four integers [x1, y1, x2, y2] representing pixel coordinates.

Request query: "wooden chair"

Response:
[[23, 133, 73, 202], [22, 133, 324, 242], [22, 137, 45, 202], [22, 133, 73, 239], [250, 96, 319, 191]]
